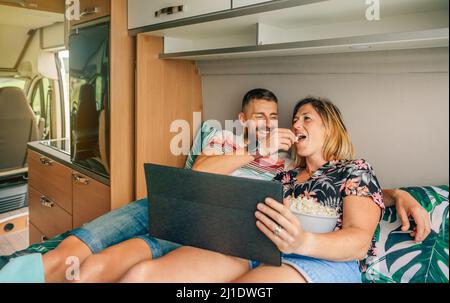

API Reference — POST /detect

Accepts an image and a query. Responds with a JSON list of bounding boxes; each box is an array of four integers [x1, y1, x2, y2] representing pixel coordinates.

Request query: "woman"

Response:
[[119, 97, 384, 283]]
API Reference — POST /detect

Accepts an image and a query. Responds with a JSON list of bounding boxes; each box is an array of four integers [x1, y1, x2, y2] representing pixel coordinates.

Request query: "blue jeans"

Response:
[[70, 199, 180, 259], [251, 255, 362, 283]]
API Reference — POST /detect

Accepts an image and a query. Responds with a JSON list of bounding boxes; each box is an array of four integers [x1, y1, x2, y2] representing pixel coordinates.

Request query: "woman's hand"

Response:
[[255, 198, 311, 254], [394, 190, 431, 243]]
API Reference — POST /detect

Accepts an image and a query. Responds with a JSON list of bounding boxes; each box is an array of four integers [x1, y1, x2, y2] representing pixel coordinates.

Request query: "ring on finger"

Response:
[[274, 225, 282, 237]]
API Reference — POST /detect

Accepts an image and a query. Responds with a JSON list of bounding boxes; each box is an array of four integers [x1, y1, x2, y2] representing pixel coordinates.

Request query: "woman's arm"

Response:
[[256, 196, 381, 262]]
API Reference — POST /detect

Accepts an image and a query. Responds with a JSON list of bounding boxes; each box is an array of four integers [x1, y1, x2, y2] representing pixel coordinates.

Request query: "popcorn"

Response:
[[289, 196, 338, 217]]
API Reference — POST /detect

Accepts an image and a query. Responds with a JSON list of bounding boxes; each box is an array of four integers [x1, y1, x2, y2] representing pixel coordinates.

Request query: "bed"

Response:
[[1, 123, 448, 283]]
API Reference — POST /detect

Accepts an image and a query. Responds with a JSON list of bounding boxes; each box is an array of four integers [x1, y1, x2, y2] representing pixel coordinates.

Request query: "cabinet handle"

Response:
[[80, 6, 100, 17], [40, 196, 54, 208], [39, 157, 53, 166], [155, 5, 185, 18], [41, 236, 49, 242], [73, 174, 90, 185]]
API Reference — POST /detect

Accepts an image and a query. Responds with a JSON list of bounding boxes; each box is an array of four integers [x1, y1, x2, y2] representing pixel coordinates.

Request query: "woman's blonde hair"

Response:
[[292, 97, 355, 168]]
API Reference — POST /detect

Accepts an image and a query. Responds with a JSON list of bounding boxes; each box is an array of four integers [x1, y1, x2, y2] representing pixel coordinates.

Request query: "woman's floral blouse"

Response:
[[274, 159, 385, 272]]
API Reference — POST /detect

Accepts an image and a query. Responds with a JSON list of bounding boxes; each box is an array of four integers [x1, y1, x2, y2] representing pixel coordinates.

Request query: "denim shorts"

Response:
[[70, 199, 181, 259], [250, 254, 362, 283]]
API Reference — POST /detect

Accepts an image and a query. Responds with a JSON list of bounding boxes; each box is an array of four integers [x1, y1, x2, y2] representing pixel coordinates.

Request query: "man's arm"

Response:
[[192, 151, 255, 175], [382, 189, 400, 207], [382, 189, 431, 243], [192, 128, 296, 175]]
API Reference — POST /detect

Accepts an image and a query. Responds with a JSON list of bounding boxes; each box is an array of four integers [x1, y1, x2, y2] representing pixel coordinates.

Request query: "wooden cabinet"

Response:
[[28, 151, 73, 214], [135, 35, 203, 199], [29, 187, 72, 239], [25, 0, 133, 245], [29, 223, 47, 245], [72, 172, 110, 229], [71, 0, 111, 26], [128, 0, 231, 29], [28, 150, 111, 245], [130, 0, 449, 60]]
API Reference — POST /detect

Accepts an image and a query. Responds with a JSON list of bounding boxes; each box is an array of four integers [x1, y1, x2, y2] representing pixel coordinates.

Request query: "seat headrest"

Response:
[[0, 87, 33, 118], [75, 83, 98, 128]]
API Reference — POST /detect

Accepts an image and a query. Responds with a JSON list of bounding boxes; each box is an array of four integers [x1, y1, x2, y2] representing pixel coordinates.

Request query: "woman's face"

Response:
[[292, 103, 327, 159]]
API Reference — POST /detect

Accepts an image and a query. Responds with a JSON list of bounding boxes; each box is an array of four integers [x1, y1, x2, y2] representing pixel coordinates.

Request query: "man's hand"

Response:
[[258, 128, 297, 156], [394, 190, 431, 243]]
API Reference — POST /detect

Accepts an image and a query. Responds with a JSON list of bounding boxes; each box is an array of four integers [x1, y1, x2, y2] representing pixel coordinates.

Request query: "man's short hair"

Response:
[[242, 88, 278, 112]]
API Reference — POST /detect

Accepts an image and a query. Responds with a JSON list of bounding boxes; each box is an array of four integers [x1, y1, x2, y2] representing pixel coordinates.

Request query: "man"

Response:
[[43, 89, 430, 282]]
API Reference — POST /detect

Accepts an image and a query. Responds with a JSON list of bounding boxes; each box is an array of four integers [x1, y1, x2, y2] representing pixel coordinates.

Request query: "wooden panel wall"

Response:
[[135, 35, 203, 199], [109, 0, 136, 209]]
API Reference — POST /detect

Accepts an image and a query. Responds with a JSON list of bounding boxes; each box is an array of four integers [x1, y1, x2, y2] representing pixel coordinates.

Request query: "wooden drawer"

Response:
[[128, 0, 231, 29], [29, 223, 47, 246], [71, 0, 111, 26], [29, 186, 72, 239], [73, 171, 110, 229], [28, 150, 73, 214]]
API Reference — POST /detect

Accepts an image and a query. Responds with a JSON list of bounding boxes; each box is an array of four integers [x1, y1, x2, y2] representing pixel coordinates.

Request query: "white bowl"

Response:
[[291, 209, 339, 234]]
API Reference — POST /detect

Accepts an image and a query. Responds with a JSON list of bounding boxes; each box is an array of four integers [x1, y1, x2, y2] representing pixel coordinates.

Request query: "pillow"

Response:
[[0, 254, 44, 283], [0, 232, 70, 271], [363, 185, 449, 283]]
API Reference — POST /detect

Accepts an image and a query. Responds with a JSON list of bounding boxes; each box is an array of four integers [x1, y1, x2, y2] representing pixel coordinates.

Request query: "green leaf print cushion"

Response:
[[363, 185, 449, 283]]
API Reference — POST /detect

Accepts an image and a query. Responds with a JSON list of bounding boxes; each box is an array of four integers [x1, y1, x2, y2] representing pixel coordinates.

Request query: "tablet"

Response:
[[145, 163, 283, 266]]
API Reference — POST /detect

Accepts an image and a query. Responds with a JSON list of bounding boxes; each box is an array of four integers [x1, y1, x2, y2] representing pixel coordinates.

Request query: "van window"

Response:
[[0, 78, 27, 90]]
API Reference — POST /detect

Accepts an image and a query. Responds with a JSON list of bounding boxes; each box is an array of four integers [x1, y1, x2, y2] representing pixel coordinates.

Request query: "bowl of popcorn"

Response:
[[288, 196, 339, 234]]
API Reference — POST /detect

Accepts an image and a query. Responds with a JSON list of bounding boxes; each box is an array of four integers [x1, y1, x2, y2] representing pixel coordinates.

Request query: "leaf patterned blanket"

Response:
[[1, 187, 448, 283], [363, 185, 449, 283]]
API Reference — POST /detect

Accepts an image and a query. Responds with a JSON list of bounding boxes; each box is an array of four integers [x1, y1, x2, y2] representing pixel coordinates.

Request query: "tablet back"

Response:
[[145, 163, 283, 266]]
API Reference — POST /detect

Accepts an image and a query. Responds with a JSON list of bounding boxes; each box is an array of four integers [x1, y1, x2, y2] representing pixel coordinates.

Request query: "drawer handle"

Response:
[[40, 196, 54, 208], [73, 174, 90, 185], [39, 157, 53, 166], [80, 6, 100, 17], [155, 5, 185, 18], [41, 236, 49, 242]]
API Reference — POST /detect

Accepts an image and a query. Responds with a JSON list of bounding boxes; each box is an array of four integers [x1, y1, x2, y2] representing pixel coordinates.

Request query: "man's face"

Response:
[[239, 99, 279, 140]]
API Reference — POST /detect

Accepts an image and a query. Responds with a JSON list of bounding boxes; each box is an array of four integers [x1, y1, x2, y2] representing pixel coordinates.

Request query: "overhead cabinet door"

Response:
[[128, 0, 232, 29], [232, 0, 274, 8]]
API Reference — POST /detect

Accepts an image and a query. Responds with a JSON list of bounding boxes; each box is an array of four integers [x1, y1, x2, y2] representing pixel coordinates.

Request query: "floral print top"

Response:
[[274, 159, 385, 272]]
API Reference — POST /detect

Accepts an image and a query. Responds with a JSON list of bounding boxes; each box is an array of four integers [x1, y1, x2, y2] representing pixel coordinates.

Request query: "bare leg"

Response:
[[120, 246, 250, 283], [75, 238, 152, 283], [43, 236, 92, 283], [232, 265, 307, 283]]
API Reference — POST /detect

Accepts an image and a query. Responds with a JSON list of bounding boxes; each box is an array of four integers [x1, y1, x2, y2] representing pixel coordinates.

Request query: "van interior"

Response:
[[0, 0, 448, 284]]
